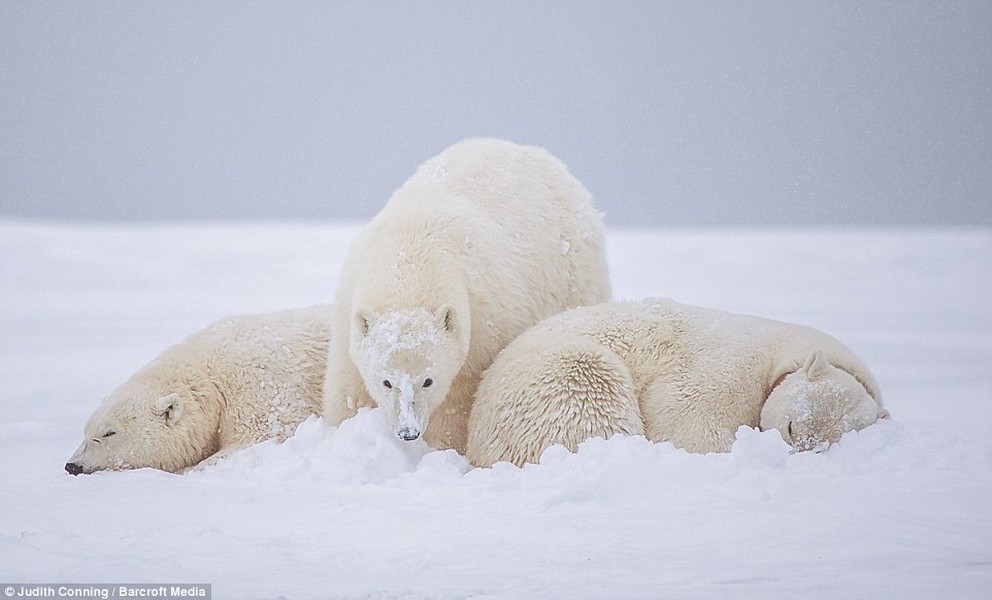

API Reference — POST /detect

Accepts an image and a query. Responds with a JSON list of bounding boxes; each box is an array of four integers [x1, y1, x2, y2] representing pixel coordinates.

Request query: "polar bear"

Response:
[[466, 299, 887, 466], [324, 138, 611, 453], [65, 305, 332, 474]]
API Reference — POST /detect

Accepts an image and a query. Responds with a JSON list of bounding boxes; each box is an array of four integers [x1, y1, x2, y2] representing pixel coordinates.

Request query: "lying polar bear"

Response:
[[65, 305, 332, 474], [466, 299, 887, 467]]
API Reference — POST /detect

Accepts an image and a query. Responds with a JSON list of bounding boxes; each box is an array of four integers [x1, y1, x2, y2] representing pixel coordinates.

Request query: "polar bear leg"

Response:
[[323, 357, 376, 426], [467, 335, 643, 467], [639, 376, 746, 454], [181, 443, 252, 473]]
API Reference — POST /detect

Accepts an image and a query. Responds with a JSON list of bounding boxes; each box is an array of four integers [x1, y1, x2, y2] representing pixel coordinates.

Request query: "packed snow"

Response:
[[1, 220, 990, 599]]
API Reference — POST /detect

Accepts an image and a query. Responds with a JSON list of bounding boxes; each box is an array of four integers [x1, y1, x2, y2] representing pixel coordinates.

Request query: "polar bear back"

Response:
[[129, 305, 332, 447], [341, 138, 610, 350], [195, 305, 331, 444], [535, 299, 878, 400]]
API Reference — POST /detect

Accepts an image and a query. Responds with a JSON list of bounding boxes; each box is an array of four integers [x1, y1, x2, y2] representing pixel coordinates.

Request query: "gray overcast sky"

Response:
[[1, 1, 990, 226]]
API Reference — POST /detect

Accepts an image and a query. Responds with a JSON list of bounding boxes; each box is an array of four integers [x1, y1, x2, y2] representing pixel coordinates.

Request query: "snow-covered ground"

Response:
[[1, 220, 990, 599]]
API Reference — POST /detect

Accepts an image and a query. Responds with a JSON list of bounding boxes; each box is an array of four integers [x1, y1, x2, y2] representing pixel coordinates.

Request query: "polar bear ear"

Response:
[[434, 304, 457, 333], [802, 349, 832, 381], [355, 310, 373, 337], [154, 393, 184, 423]]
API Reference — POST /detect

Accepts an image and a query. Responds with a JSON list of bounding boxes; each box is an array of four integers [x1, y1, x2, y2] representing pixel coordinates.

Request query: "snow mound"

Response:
[[200, 409, 471, 485]]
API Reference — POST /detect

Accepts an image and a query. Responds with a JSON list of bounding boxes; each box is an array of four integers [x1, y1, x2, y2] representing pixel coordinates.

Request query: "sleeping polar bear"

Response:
[[467, 299, 887, 467], [66, 305, 331, 474]]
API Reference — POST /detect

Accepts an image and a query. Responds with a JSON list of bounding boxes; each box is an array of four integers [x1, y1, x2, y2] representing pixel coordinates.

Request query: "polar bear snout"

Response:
[[781, 421, 829, 452], [65, 442, 93, 475], [397, 427, 421, 442]]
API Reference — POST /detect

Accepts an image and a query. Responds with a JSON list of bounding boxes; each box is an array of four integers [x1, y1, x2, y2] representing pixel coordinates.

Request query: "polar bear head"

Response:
[[760, 349, 888, 451], [65, 383, 218, 475], [351, 305, 468, 442]]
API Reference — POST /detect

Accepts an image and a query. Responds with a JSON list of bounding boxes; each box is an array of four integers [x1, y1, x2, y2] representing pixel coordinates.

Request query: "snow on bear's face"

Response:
[[760, 350, 888, 452], [351, 305, 467, 442], [66, 385, 212, 475]]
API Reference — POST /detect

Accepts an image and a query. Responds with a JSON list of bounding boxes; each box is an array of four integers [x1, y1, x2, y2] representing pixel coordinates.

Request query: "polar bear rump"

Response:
[[467, 334, 643, 468]]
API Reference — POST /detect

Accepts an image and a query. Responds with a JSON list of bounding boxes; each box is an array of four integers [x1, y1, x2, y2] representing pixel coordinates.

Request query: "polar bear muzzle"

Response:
[[396, 427, 421, 441]]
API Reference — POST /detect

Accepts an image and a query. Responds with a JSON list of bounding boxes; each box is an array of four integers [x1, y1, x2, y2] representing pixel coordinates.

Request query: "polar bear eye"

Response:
[[383, 380, 392, 389], [423, 378, 433, 388], [102, 431, 116, 438]]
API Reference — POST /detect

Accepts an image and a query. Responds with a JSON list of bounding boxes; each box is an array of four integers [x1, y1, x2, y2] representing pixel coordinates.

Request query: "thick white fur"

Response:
[[467, 299, 886, 466], [66, 305, 332, 474], [323, 138, 611, 452]]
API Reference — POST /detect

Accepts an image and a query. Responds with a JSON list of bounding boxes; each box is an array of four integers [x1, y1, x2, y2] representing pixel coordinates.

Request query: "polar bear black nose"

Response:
[[65, 462, 85, 476], [397, 428, 420, 442]]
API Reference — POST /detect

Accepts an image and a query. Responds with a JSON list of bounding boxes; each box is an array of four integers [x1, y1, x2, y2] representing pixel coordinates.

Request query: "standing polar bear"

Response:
[[66, 305, 332, 474], [467, 299, 888, 467], [324, 138, 611, 452]]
